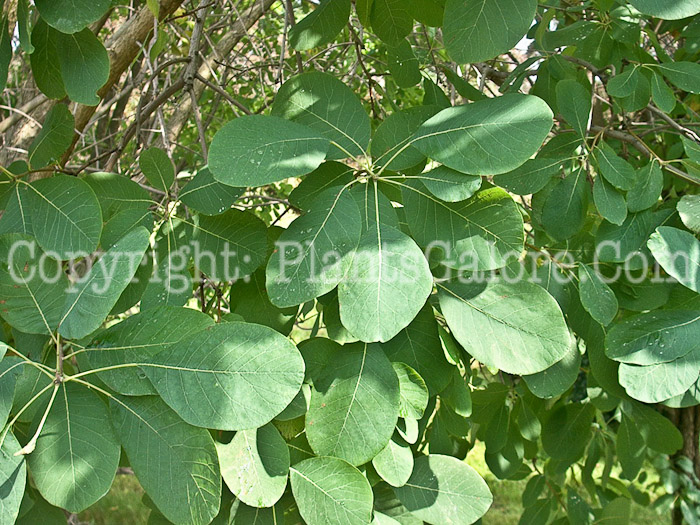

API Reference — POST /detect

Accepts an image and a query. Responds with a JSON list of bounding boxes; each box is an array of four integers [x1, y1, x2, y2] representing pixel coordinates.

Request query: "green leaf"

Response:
[[87, 306, 215, 396], [370, 0, 413, 46], [209, 115, 329, 187], [180, 167, 243, 215], [419, 166, 482, 203], [600, 498, 631, 524], [622, 400, 683, 454], [540, 166, 589, 240], [298, 337, 341, 385], [306, 342, 400, 465], [412, 94, 553, 175], [443, 370, 472, 416], [266, 187, 362, 307], [0, 18, 10, 93], [59, 227, 150, 340], [289, 161, 355, 211], [617, 415, 644, 480], [83, 172, 153, 221], [141, 219, 192, 310], [595, 209, 666, 265], [229, 270, 298, 335], [556, 79, 590, 138], [627, 162, 663, 212], [678, 194, 700, 233], [372, 436, 414, 487], [619, 351, 700, 403], [615, 69, 650, 113], [290, 457, 373, 525], [493, 158, 563, 196], [593, 176, 627, 225], [648, 226, 700, 293], [0, 431, 26, 525], [408, 0, 445, 26], [595, 142, 636, 191], [423, 76, 453, 106], [289, 0, 351, 51], [111, 395, 221, 525], [101, 207, 153, 249], [230, 502, 283, 524], [438, 278, 571, 375], [518, 399, 541, 441], [541, 403, 595, 463], [629, 0, 700, 20], [443, 0, 536, 63], [682, 136, 700, 164], [606, 309, 700, 365], [338, 221, 433, 343], [355, 0, 373, 24], [393, 362, 429, 419], [655, 62, 700, 94], [607, 67, 643, 98], [191, 209, 267, 281], [371, 106, 440, 171], [30, 19, 66, 99], [578, 264, 618, 326], [26, 175, 102, 259], [650, 73, 676, 113], [0, 357, 22, 428], [144, 322, 305, 430], [383, 304, 453, 395], [272, 72, 370, 160], [402, 183, 524, 271], [28, 105, 75, 169], [388, 40, 422, 88], [350, 182, 400, 232], [139, 147, 174, 192], [29, 383, 120, 513], [372, 511, 403, 525], [56, 28, 110, 105], [15, 493, 67, 525], [0, 233, 68, 335], [217, 423, 289, 508], [523, 339, 581, 399], [394, 454, 492, 525], [146, 0, 160, 17], [35, 0, 112, 33]]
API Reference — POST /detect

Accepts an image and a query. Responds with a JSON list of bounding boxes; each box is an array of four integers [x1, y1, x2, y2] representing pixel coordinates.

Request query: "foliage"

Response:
[[1, 0, 700, 524]]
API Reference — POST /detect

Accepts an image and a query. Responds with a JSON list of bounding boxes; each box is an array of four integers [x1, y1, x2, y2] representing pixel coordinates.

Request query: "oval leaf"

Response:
[[412, 94, 553, 175], [217, 423, 289, 508], [209, 115, 329, 188], [438, 278, 571, 375], [272, 71, 370, 159], [111, 395, 221, 525], [290, 457, 373, 525], [26, 175, 102, 259], [394, 454, 492, 525], [144, 322, 305, 430], [306, 342, 400, 465], [29, 383, 120, 513]]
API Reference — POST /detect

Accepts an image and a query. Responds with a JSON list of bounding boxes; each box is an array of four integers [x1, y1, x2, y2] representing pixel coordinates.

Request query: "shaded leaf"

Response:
[[306, 342, 400, 465], [111, 395, 221, 525]]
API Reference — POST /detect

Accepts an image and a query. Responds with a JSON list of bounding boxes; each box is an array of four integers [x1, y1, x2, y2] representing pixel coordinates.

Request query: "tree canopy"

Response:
[[1, 0, 700, 524]]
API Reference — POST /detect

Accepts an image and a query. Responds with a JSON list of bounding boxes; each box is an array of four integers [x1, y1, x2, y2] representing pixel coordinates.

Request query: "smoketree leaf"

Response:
[[144, 322, 305, 430]]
